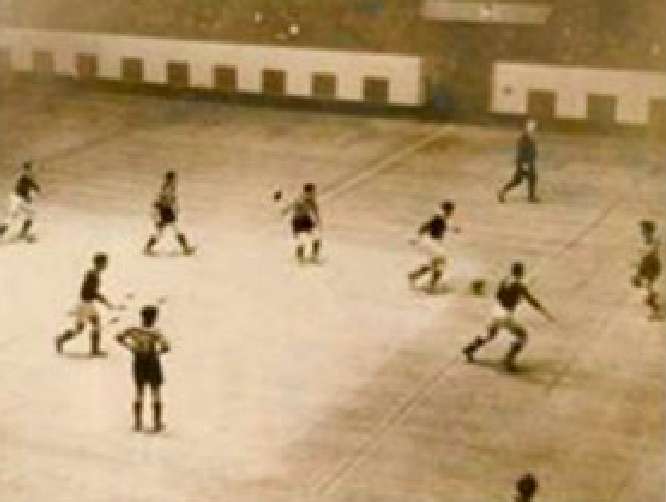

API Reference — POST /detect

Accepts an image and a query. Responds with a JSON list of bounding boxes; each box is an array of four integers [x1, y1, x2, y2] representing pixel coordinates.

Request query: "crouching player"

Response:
[[462, 261, 554, 371], [116, 305, 170, 432]]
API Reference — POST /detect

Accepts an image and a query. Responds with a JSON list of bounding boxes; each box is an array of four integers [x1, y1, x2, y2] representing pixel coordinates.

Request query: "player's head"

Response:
[[640, 219, 656, 236], [440, 200, 455, 216], [140, 305, 159, 327], [165, 171, 177, 183], [515, 472, 538, 500], [303, 183, 316, 199], [511, 261, 525, 278], [93, 252, 108, 271], [22, 160, 33, 171]]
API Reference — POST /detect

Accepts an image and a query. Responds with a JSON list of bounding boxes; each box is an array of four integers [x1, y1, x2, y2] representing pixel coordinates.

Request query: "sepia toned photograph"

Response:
[[0, 1, 664, 501]]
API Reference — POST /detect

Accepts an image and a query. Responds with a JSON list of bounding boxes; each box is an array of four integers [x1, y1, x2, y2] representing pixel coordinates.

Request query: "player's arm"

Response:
[[417, 218, 432, 237], [523, 287, 554, 321], [30, 177, 41, 193], [280, 200, 295, 217], [158, 334, 170, 354], [115, 329, 132, 350]]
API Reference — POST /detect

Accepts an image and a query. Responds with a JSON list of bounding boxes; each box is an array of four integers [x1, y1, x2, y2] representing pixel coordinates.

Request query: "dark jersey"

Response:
[[516, 133, 537, 163], [15, 174, 40, 202], [80, 269, 102, 302], [496, 276, 541, 312], [418, 215, 447, 240], [156, 182, 177, 210]]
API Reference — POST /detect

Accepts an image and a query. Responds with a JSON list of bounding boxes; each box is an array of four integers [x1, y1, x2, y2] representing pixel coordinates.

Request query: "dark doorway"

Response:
[[311, 73, 337, 100], [76, 53, 98, 80], [587, 94, 617, 130], [214, 65, 237, 93], [363, 77, 389, 104], [122, 57, 144, 84], [262, 69, 286, 96], [527, 90, 556, 123], [167, 61, 189, 89]]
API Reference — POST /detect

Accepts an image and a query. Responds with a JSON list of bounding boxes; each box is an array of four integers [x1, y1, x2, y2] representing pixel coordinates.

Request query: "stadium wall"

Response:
[[492, 62, 666, 126], [0, 28, 424, 106]]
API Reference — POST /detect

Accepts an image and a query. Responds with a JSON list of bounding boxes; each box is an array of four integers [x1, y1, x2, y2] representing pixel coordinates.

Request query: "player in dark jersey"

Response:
[[281, 183, 321, 262], [55, 253, 118, 356], [408, 200, 459, 292], [0, 161, 41, 241], [498, 120, 539, 203], [514, 472, 538, 502], [462, 262, 554, 371], [116, 305, 170, 432], [632, 220, 662, 320], [143, 171, 196, 256]]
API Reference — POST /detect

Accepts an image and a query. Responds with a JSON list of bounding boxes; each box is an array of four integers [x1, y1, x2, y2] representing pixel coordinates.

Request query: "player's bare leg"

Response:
[[408, 264, 431, 285], [133, 384, 145, 431], [463, 322, 499, 362], [150, 386, 163, 432], [89, 315, 104, 356], [427, 258, 445, 292], [55, 320, 85, 353], [176, 232, 196, 255], [17, 218, 33, 240], [503, 328, 527, 371]]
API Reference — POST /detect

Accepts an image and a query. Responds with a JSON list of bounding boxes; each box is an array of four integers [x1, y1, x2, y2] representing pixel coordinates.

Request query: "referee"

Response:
[[498, 120, 539, 203]]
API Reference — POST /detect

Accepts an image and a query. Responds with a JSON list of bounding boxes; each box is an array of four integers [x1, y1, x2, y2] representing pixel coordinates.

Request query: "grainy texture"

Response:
[[0, 86, 664, 502]]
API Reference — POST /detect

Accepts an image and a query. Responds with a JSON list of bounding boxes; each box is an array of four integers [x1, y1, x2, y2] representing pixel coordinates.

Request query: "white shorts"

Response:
[[73, 301, 99, 323], [417, 236, 446, 262], [8, 194, 35, 220], [490, 304, 522, 333], [296, 228, 320, 246]]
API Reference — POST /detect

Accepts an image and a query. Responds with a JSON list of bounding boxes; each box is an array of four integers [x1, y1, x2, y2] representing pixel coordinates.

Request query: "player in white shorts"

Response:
[[408, 200, 459, 292], [462, 261, 554, 371], [55, 253, 119, 356], [0, 161, 40, 242]]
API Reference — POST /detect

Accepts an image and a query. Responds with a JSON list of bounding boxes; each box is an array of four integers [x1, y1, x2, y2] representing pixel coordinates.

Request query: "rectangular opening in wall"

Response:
[[76, 53, 98, 81], [587, 94, 616, 130], [311, 73, 337, 99], [167, 61, 189, 89], [0, 48, 10, 77], [363, 77, 389, 104], [214, 65, 237, 93], [648, 99, 666, 134], [32, 50, 54, 76], [527, 90, 556, 122], [262, 69, 286, 96], [122, 57, 143, 83]]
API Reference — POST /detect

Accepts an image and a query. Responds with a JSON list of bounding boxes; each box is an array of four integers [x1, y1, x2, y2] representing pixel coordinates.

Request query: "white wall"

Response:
[[492, 62, 666, 125], [0, 28, 424, 106]]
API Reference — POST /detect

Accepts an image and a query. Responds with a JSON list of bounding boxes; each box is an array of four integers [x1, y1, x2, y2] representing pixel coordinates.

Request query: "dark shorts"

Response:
[[292, 215, 314, 236], [133, 356, 163, 388], [639, 254, 661, 281], [157, 205, 176, 225]]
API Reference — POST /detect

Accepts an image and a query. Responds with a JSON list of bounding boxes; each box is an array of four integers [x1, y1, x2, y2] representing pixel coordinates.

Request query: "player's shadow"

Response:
[[147, 249, 189, 258], [412, 283, 454, 295], [470, 357, 559, 385], [61, 351, 108, 360]]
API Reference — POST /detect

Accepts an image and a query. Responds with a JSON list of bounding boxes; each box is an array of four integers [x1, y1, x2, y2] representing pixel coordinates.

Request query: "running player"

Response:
[[281, 183, 321, 262], [116, 305, 170, 432], [408, 200, 459, 293], [462, 261, 554, 371], [0, 160, 40, 242], [632, 220, 662, 320], [55, 253, 118, 356], [143, 171, 196, 256]]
